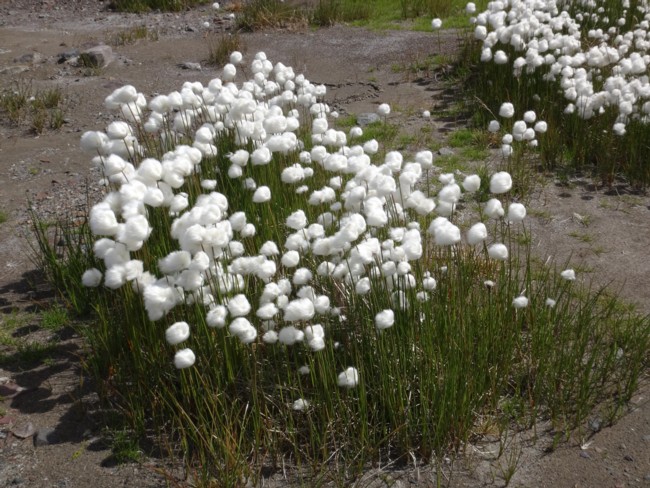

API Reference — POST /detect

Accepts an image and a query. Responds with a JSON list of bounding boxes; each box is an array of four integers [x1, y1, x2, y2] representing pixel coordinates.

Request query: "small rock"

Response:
[[589, 418, 602, 432], [13, 52, 42, 64], [624, 454, 634, 462], [178, 62, 202, 71], [642, 435, 650, 443], [0, 65, 29, 75], [580, 451, 591, 459], [33, 428, 56, 447], [438, 147, 455, 156], [11, 422, 35, 439], [356, 113, 380, 126], [57, 49, 79, 64], [79, 45, 114, 68]]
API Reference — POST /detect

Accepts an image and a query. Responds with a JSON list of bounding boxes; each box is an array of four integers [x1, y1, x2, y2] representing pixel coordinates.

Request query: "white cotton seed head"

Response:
[[375, 309, 395, 330], [283, 298, 315, 322], [278, 326, 304, 345], [281, 250, 300, 268], [490, 172, 512, 194], [523, 110, 537, 123], [82, 268, 103, 287], [507, 203, 526, 222], [561, 269, 576, 281], [166, 321, 190, 345], [207, 305, 228, 328], [253, 186, 271, 203], [484, 198, 504, 219], [260, 241, 280, 256], [286, 210, 307, 230], [488, 243, 509, 261], [462, 174, 481, 193], [292, 398, 310, 411], [337, 367, 359, 388], [467, 222, 488, 245], [227, 294, 251, 317], [499, 102, 515, 118], [512, 296, 529, 309], [174, 348, 195, 369]]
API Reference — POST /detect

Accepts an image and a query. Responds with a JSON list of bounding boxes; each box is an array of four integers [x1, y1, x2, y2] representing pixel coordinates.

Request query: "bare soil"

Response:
[[0, 1, 648, 487]]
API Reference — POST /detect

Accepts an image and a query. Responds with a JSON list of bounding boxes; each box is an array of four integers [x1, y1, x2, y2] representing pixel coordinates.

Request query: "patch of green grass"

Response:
[[0, 83, 66, 134], [568, 231, 594, 244], [0, 210, 7, 224], [110, 430, 142, 464], [206, 33, 245, 66], [236, 0, 308, 31], [108, 0, 206, 13], [359, 121, 400, 147], [0, 340, 57, 368], [110, 25, 159, 46], [41, 304, 69, 331]]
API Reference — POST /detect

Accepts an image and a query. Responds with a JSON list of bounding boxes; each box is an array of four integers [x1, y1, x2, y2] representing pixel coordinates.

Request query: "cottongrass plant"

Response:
[[465, 0, 650, 186], [33, 49, 649, 485]]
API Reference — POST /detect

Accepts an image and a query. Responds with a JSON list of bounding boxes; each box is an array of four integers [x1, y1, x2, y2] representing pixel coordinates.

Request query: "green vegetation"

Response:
[[109, 0, 207, 12], [0, 309, 58, 367], [110, 25, 159, 46], [236, 0, 308, 31], [0, 81, 66, 134], [462, 2, 650, 186], [32, 94, 649, 485], [206, 33, 245, 66]]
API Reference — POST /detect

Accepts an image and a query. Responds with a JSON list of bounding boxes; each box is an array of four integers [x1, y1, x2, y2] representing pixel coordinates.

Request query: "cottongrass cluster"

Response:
[[468, 0, 650, 184], [57, 48, 649, 482], [80, 50, 531, 379]]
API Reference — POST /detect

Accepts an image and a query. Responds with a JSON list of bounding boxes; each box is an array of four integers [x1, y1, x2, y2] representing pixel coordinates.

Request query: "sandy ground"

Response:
[[0, 1, 648, 487]]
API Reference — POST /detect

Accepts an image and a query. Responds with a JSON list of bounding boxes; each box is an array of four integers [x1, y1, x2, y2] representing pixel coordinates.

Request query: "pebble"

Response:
[[11, 422, 35, 439], [13, 52, 41, 64], [579, 451, 591, 459], [0, 65, 29, 75], [178, 62, 202, 70], [589, 418, 602, 432], [357, 113, 380, 126], [438, 147, 455, 156]]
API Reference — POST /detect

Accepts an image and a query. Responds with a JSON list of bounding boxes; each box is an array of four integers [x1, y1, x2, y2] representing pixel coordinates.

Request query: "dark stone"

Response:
[[79, 45, 114, 68]]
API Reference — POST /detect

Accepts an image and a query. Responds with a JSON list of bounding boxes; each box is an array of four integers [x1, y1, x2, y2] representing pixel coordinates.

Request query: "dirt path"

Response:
[[0, 1, 648, 487]]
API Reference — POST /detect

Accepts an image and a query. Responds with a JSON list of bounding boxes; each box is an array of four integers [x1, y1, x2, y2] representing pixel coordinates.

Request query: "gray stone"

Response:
[[57, 49, 79, 64], [579, 451, 591, 459], [0, 65, 29, 75], [178, 62, 202, 71], [11, 422, 35, 439], [438, 146, 455, 156], [357, 112, 380, 126], [79, 45, 114, 68], [589, 417, 602, 432], [13, 52, 42, 64]]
